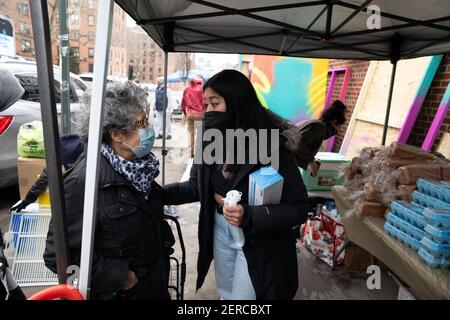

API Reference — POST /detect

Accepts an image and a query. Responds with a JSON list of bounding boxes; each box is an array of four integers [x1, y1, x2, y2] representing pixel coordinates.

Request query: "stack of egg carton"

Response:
[[384, 179, 450, 269]]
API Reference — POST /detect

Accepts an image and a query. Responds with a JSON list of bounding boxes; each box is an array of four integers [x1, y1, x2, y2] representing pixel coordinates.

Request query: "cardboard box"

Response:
[[300, 152, 351, 191], [17, 157, 46, 199], [248, 166, 284, 205]]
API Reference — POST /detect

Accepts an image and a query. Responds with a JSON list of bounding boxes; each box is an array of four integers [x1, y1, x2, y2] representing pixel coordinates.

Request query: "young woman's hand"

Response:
[[223, 204, 244, 226], [121, 271, 138, 291]]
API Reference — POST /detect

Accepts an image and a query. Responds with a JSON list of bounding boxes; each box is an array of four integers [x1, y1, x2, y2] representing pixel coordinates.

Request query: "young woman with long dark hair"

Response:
[[163, 70, 309, 300]]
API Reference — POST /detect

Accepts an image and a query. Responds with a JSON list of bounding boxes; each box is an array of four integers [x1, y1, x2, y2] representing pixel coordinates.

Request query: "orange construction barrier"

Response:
[[28, 284, 84, 300]]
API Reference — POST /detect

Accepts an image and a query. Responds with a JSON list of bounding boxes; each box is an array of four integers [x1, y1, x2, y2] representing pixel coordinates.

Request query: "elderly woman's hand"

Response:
[[223, 204, 244, 227]]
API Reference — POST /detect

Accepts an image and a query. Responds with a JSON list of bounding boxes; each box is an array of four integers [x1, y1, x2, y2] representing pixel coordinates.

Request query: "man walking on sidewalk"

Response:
[[154, 77, 173, 140], [181, 77, 205, 158]]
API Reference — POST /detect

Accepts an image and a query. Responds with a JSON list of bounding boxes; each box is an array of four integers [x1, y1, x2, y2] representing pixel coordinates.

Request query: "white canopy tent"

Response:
[[28, 0, 450, 299]]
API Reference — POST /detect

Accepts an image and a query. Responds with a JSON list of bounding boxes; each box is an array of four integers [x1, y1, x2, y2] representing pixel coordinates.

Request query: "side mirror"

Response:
[[0, 68, 24, 112]]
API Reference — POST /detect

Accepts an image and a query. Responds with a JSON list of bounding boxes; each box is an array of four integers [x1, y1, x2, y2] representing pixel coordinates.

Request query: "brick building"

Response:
[[327, 56, 450, 153], [127, 26, 164, 83], [0, 0, 128, 78]]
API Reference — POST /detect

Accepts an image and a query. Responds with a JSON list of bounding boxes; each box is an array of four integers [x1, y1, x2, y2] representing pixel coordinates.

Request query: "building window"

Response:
[[70, 32, 80, 40], [88, 48, 94, 57], [89, 64, 94, 73], [158, 68, 162, 74], [17, 3, 29, 16], [143, 58, 146, 65], [70, 14, 80, 26], [88, 15, 94, 26], [19, 22, 31, 35], [20, 40, 32, 52], [71, 47, 80, 58], [88, 0, 95, 9], [88, 32, 95, 41]]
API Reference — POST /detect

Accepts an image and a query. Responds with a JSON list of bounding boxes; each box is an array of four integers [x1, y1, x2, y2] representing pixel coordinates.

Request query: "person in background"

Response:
[[154, 77, 173, 140], [10, 134, 84, 213], [281, 100, 347, 176], [44, 81, 173, 300], [180, 77, 205, 158]]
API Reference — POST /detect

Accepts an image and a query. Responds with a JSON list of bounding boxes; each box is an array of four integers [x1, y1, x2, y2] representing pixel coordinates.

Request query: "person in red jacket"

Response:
[[181, 77, 206, 158]]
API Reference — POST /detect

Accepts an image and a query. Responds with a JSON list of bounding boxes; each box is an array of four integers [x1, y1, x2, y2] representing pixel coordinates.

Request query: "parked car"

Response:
[[0, 57, 87, 188], [78, 72, 114, 89]]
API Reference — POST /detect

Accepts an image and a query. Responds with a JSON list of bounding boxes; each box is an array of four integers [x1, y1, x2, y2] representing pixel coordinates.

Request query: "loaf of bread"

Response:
[[397, 164, 450, 185], [355, 198, 387, 218], [399, 184, 417, 201], [389, 142, 437, 161]]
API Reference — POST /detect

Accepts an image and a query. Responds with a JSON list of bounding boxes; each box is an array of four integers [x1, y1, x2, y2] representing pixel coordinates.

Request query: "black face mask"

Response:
[[203, 111, 228, 131]]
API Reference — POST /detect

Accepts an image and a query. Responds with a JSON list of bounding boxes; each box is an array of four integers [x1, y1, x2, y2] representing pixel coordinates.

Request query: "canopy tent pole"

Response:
[[29, 0, 70, 284], [78, 0, 114, 299], [381, 34, 402, 146], [162, 51, 169, 185], [381, 61, 397, 146]]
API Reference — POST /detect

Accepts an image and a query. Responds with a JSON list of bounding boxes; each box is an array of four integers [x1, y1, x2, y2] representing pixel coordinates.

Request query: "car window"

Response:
[[71, 77, 87, 102], [16, 74, 61, 103]]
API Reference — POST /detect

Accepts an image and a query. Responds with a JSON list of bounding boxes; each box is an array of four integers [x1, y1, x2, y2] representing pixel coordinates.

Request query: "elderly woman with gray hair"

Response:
[[44, 81, 172, 300]]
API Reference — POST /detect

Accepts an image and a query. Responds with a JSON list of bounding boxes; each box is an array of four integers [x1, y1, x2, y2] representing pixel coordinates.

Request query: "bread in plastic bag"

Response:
[[355, 197, 386, 218], [397, 164, 450, 185]]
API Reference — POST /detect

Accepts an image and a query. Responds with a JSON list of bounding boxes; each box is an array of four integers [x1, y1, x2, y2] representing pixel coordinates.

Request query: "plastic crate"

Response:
[[5, 204, 58, 287], [412, 191, 450, 210], [391, 201, 426, 229], [300, 152, 350, 191]]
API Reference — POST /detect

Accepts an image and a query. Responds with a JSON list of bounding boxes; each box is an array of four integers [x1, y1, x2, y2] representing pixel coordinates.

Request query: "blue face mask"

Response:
[[123, 127, 155, 158]]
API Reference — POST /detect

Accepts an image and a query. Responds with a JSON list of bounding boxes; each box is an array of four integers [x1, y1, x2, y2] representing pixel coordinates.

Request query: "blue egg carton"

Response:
[[417, 178, 435, 195], [386, 211, 425, 241], [391, 201, 426, 229], [422, 207, 450, 228], [421, 236, 450, 258], [417, 178, 450, 203], [418, 248, 450, 269], [424, 224, 450, 244], [412, 191, 450, 210], [384, 222, 422, 251]]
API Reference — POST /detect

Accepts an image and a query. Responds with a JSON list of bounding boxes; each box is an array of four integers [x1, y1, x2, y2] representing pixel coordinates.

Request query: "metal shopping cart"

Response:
[[164, 214, 186, 300]]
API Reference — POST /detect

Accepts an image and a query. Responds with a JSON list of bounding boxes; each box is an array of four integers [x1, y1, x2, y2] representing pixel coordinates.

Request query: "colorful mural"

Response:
[[250, 55, 328, 124]]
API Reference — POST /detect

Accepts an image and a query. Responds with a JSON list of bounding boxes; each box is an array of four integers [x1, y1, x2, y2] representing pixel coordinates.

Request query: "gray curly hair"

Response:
[[77, 81, 150, 143]]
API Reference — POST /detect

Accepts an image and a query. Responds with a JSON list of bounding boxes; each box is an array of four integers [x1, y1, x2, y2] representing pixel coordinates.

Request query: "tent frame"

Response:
[[27, 0, 450, 299]]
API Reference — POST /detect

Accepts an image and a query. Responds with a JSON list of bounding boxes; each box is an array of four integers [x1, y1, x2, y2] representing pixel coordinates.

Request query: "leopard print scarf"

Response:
[[101, 144, 160, 199]]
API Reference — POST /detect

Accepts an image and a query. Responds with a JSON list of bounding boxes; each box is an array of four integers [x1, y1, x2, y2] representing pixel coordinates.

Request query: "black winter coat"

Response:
[[163, 143, 309, 300], [44, 153, 171, 300]]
